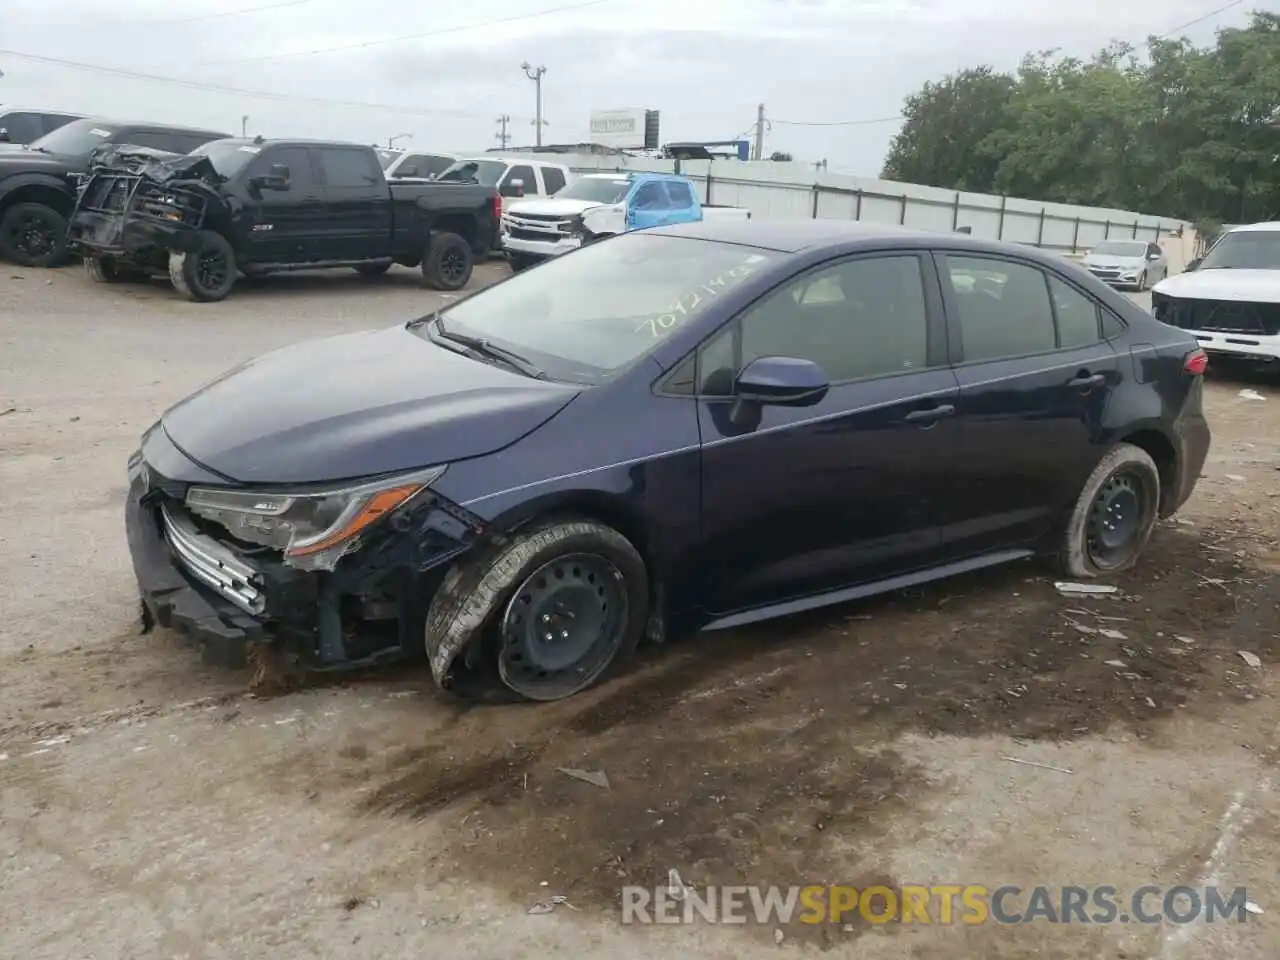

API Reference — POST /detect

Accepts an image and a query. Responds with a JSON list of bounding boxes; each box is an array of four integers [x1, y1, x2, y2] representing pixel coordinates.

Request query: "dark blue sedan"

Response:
[[125, 219, 1211, 701]]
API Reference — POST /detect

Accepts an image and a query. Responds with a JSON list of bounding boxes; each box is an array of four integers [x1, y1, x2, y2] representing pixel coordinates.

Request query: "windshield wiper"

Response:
[[428, 314, 545, 379]]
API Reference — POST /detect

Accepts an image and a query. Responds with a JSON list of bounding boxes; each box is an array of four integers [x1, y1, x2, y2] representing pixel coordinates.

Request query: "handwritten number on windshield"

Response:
[[635, 264, 758, 338]]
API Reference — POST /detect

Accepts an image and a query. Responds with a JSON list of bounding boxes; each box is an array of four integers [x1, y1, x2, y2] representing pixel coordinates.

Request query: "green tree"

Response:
[[880, 66, 1016, 191]]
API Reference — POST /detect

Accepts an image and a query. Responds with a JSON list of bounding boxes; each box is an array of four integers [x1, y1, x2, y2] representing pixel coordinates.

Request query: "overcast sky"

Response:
[[0, 0, 1263, 173]]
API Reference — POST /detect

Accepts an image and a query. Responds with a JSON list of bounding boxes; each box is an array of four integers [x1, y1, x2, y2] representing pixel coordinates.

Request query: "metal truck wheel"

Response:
[[0, 202, 69, 268], [169, 231, 236, 302], [421, 232, 473, 291]]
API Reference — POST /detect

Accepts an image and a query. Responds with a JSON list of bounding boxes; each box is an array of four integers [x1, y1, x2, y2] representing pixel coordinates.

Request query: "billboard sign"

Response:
[[589, 108, 656, 149]]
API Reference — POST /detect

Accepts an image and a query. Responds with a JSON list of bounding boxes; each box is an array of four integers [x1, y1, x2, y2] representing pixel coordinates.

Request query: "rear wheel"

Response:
[[1058, 443, 1161, 577], [0, 202, 69, 268], [421, 231, 473, 291], [168, 231, 236, 302]]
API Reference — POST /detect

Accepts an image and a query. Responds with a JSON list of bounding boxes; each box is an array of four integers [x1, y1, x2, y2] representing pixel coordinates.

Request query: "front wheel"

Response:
[[1137, 270, 1148, 292], [1058, 443, 1161, 578], [507, 252, 539, 273], [0, 202, 69, 268], [421, 231, 473, 291], [426, 520, 649, 701], [168, 231, 236, 302]]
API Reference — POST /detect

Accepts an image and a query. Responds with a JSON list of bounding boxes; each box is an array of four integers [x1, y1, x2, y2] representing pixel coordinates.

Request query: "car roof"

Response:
[[208, 137, 373, 148], [66, 117, 230, 136], [654, 218, 1101, 267], [462, 155, 567, 167], [1229, 222, 1280, 233], [0, 107, 84, 118]]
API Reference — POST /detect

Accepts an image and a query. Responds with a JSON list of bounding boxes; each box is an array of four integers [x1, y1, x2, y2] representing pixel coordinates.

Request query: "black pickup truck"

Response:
[[67, 137, 502, 301], [0, 117, 230, 267]]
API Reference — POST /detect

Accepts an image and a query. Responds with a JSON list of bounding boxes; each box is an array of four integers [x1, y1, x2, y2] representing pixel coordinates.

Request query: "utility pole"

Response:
[[495, 114, 511, 150], [521, 62, 547, 147], [752, 103, 765, 161], [241, 115, 249, 138]]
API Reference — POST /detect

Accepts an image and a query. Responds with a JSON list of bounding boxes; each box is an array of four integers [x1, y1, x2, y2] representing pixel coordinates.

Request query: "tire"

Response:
[[1137, 270, 1148, 292], [84, 254, 122, 283], [355, 261, 392, 277], [421, 231, 473, 291], [168, 231, 236, 302], [507, 252, 539, 273], [425, 520, 649, 702], [1058, 443, 1161, 578], [0, 202, 69, 268]]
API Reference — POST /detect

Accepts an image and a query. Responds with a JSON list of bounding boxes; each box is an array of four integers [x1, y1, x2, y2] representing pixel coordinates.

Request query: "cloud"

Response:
[[0, 0, 1259, 172]]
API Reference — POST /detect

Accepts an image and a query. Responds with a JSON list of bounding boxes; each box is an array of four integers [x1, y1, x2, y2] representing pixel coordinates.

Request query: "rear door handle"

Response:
[[1068, 372, 1106, 389], [905, 403, 955, 424]]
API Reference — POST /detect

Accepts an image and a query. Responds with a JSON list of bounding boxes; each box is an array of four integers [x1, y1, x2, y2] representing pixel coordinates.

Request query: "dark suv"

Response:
[[0, 109, 82, 145], [0, 117, 229, 266]]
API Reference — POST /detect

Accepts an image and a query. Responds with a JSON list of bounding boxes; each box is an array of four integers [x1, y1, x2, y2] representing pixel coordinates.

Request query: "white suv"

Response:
[[435, 156, 571, 206]]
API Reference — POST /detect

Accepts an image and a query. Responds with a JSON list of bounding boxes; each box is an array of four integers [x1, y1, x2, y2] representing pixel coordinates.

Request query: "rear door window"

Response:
[[665, 179, 695, 208], [941, 255, 1058, 362], [1047, 275, 1102, 349], [0, 112, 44, 144], [317, 147, 380, 187], [504, 164, 537, 194]]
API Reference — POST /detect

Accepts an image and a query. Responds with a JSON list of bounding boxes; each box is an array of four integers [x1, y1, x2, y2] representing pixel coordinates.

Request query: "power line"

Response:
[[1156, 0, 1249, 38], [198, 0, 618, 66], [0, 48, 530, 121], [145, 0, 320, 24]]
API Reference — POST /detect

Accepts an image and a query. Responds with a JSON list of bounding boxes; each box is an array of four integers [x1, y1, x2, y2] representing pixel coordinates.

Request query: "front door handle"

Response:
[[905, 403, 955, 424], [1068, 371, 1106, 389]]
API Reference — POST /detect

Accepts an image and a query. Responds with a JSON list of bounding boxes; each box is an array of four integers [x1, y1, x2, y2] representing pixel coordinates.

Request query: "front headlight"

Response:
[[184, 464, 446, 570]]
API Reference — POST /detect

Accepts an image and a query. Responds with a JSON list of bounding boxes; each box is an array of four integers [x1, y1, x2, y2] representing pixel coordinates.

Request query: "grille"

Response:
[[161, 502, 264, 614], [1153, 294, 1280, 336]]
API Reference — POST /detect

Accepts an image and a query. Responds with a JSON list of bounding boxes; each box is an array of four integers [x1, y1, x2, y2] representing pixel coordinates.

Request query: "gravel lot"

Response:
[[1, 264, 1278, 960]]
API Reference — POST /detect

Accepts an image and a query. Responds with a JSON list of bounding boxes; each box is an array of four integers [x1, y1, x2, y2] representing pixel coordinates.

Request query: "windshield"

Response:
[[1198, 231, 1280, 270], [1090, 241, 1147, 257], [374, 149, 402, 170], [556, 177, 631, 203], [436, 159, 507, 186], [188, 139, 261, 178], [420, 233, 780, 383], [27, 119, 119, 157]]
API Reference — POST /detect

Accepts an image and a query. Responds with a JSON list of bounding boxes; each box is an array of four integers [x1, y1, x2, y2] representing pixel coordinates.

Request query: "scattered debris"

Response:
[[1055, 582, 1119, 597], [775, 928, 785, 945], [1238, 651, 1263, 669], [341, 896, 364, 911], [1145, 697, 1157, 708], [1244, 901, 1264, 915], [1098, 628, 1128, 640], [1104, 660, 1128, 668], [0, 407, 16, 417], [528, 895, 575, 914], [557, 767, 610, 789], [0, 753, 8, 762], [1238, 389, 1267, 401], [1175, 635, 1196, 645], [1002, 756, 1073, 775], [1225, 474, 1246, 482], [34, 735, 70, 748]]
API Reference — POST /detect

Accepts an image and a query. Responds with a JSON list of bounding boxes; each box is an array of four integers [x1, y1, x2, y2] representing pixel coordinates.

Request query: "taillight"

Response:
[[1183, 348, 1208, 376], [492, 194, 503, 220]]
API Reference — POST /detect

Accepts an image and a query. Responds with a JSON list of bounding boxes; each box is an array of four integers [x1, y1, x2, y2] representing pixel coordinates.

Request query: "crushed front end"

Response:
[[68, 146, 224, 269], [126, 424, 487, 673]]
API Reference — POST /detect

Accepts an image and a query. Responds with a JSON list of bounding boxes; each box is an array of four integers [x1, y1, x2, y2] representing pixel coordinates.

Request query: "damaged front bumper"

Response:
[[126, 433, 490, 675]]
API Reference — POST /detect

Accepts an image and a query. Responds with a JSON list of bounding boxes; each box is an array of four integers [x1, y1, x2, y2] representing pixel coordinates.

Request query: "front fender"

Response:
[[0, 172, 74, 208]]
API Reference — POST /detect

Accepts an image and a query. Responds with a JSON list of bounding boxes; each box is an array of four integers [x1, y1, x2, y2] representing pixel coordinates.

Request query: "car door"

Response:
[[315, 145, 391, 260], [935, 252, 1121, 557], [626, 180, 674, 231], [241, 145, 322, 264], [663, 179, 699, 224], [696, 251, 960, 615], [1147, 242, 1168, 282]]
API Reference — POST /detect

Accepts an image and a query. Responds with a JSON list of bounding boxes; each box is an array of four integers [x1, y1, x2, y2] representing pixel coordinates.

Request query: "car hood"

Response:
[[1083, 255, 1145, 268], [159, 325, 581, 485], [0, 149, 79, 176], [505, 197, 605, 217], [1151, 269, 1280, 304]]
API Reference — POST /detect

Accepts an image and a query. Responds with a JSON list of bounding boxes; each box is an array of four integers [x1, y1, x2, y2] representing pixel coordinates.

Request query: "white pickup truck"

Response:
[[500, 171, 751, 270]]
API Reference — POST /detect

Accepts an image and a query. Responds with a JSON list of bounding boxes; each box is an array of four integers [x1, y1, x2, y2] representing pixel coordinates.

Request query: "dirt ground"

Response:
[[1, 263, 1278, 960]]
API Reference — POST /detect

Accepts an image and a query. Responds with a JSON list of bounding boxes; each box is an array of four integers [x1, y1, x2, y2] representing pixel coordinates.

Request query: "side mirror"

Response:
[[501, 178, 525, 198], [0, 129, 9, 143], [734, 356, 829, 406], [1185, 257, 1201, 272], [253, 162, 290, 190], [1147, 251, 1161, 260]]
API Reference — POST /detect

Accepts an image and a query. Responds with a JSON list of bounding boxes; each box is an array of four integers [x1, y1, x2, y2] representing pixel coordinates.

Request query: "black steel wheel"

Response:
[[0, 202, 69, 268], [421, 231, 473, 291], [1059, 442, 1161, 577], [423, 519, 649, 702], [168, 230, 236, 302]]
